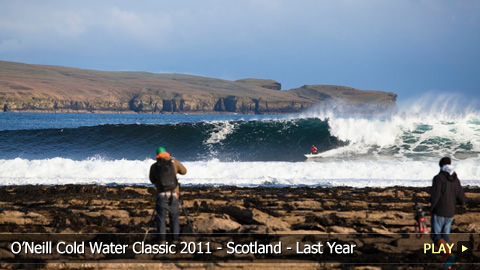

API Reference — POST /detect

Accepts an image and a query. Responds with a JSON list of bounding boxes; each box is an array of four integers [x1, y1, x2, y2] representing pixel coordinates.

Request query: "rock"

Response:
[[361, 237, 397, 245], [291, 222, 326, 231], [238, 225, 269, 234], [355, 267, 382, 270], [0, 248, 14, 259], [370, 226, 397, 238], [0, 210, 49, 225], [251, 209, 291, 232], [467, 223, 480, 233], [221, 205, 255, 224], [0, 185, 479, 266], [394, 235, 429, 251], [221, 206, 290, 231], [194, 215, 241, 233], [328, 226, 357, 234], [292, 200, 322, 210], [373, 243, 407, 254]]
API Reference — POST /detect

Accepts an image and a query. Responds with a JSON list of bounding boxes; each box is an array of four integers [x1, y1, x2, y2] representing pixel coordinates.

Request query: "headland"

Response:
[[0, 61, 397, 114]]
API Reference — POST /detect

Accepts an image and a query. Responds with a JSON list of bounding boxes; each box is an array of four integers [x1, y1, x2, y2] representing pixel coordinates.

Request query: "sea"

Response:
[[1, 97, 479, 188]]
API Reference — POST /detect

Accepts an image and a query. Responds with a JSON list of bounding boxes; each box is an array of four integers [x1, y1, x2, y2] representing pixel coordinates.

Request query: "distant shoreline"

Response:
[[0, 61, 397, 115], [1, 109, 280, 115], [1, 110, 264, 115]]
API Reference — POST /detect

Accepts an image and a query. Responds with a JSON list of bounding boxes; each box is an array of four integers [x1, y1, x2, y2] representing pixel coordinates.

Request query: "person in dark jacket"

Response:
[[149, 147, 187, 242], [430, 157, 465, 266]]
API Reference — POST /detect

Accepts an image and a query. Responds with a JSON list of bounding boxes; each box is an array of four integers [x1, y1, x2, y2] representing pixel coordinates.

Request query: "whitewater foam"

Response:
[[1, 158, 478, 187], [204, 121, 237, 144], [299, 94, 480, 161]]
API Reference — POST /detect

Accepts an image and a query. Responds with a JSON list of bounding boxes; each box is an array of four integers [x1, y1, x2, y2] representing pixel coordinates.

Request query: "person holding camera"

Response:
[[149, 147, 187, 242]]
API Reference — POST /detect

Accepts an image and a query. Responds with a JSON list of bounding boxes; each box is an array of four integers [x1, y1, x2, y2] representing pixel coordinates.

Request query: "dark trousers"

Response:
[[155, 193, 180, 241]]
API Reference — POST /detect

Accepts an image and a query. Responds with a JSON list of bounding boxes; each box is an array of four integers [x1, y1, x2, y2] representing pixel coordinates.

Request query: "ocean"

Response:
[[1, 99, 479, 187]]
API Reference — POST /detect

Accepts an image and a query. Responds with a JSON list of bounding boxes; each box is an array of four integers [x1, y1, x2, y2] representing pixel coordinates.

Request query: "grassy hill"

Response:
[[0, 61, 397, 114]]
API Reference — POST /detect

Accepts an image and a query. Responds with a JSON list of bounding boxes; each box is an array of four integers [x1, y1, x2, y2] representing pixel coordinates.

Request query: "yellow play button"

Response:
[[462, 245, 468, 252]]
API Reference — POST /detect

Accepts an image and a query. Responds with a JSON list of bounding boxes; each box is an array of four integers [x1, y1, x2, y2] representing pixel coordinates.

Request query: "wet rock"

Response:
[[221, 205, 256, 224]]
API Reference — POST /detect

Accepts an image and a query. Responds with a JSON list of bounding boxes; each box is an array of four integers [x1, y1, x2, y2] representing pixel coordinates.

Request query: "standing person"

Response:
[[310, 145, 318, 154], [149, 147, 187, 242], [430, 157, 465, 267]]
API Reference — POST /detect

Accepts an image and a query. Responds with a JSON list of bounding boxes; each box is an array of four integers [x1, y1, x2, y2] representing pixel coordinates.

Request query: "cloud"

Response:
[[0, 0, 467, 53], [0, 39, 21, 53], [0, 2, 91, 53], [52, 11, 87, 38], [0, 0, 479, 100], [109, 7, 151, 37], [1, 1, 479, 41], [105, 7, 174, 48]]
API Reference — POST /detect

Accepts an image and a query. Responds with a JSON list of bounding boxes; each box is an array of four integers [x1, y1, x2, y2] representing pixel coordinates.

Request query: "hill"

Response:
[[0, 61, 397, 114]]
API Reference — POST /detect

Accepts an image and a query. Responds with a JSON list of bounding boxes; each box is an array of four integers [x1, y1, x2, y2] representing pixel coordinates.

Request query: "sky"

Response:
[[0, 0, 479, 103]]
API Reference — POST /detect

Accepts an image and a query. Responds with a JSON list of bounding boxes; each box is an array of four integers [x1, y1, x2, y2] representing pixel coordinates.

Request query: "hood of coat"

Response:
[[440, 170, 457, 182]]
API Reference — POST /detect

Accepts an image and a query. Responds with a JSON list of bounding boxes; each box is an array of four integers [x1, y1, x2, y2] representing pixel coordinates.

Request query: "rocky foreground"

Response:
[[0, 185, 479, 269]]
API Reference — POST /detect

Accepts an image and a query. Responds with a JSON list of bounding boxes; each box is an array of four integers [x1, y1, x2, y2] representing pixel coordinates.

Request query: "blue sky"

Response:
[[0, 0, 479, 103]]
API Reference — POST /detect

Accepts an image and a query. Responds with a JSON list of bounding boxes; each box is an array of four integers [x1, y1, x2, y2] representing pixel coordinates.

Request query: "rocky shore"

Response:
[[0, 185, 479, 269]]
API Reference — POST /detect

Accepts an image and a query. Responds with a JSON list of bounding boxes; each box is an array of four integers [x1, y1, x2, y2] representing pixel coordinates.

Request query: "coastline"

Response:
[[0, 110, 281, 115], [0, 185, 479, 268]]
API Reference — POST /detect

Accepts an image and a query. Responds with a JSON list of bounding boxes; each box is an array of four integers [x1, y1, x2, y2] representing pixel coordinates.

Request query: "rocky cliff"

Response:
[[0, 61, 397, 114]]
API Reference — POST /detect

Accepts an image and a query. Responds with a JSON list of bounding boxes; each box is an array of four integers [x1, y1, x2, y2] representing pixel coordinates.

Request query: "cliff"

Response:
[[0, 61, 397, 114]]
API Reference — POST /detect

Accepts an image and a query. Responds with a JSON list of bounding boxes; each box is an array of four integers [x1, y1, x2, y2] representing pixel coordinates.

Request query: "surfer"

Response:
[[149, 147, 187, 242], [310, 145, 318, 155], [429, 157, 465, 268]]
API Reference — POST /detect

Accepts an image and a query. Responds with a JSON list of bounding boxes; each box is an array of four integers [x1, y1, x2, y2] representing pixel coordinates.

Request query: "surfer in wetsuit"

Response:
[[149, 147, 187, 242], [310, 145, 318, 154]]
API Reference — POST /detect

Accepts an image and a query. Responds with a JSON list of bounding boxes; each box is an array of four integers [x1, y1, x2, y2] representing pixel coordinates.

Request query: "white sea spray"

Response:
[[1, 158, 479, 187]]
